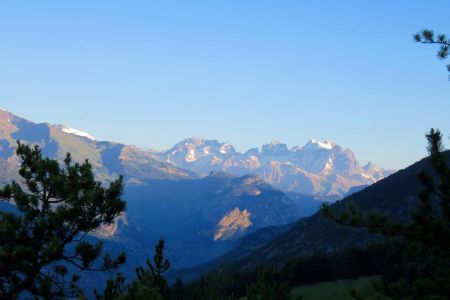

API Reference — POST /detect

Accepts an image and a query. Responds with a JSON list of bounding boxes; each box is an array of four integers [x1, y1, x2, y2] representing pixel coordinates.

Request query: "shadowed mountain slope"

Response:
[[119, 172, 303, 269], [233, 152, 443, 270], [177, 152, 447, 280]]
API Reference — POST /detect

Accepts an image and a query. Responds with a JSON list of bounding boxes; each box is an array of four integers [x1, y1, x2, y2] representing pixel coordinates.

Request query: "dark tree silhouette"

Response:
[[414, 29, 450, 79], [0, 142, 126, 299], [95, 238, 170, 300], [322, 129, 450, 298], [142, 237, 171, 292], [246, 270, 290, 300]]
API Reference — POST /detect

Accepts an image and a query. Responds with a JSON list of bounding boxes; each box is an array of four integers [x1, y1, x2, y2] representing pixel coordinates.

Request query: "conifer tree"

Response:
[[414, 29, 450, 79], [142, 237, 170, 292], [0, 142, 126, 299], [322, 129, 450, 298], [246, 270, 290, 300], [95, 238, 170, 300], [170, 278, 184, 300]]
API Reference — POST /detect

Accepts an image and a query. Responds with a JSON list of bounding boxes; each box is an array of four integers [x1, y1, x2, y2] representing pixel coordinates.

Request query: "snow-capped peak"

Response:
[[308, 139, 335, 150], [62, 125, 96, 140], [219, 143, 233, 154]]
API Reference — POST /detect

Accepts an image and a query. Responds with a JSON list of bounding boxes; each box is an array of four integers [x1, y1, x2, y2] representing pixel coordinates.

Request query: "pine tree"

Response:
[[0, 142, 126, 299], [136, 237, 170, 294], [98, 238, 170, 300], [246, 270, 290, 300], [170, 278, 184, 300], [322, 129, 450, 298], [414, 29, 450, 79]]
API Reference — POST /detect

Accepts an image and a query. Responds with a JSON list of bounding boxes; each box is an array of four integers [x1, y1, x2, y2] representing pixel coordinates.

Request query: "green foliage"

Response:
[[291, 276, 384, 300], [94, 273, 127, 300], [191, 265, 238, 300], [173, 244, 393, 300], [140, 237, 171, 292], [171, 278, 184, 300], [322, 129, 450, 299], [0, 142, 126, 299], [94, 272, 163, 300], [246, 271, 290, 300], [414, 29, 450, 79], [95, 238, 171, 300], [120, 275, 163, 300]]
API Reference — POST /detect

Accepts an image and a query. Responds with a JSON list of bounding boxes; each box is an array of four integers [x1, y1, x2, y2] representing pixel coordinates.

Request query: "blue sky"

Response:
[[0, 1, 449, 169]]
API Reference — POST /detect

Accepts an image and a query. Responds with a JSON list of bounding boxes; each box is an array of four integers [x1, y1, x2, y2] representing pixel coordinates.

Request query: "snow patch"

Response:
[[220, 143, 232, 154], [323, 157, 334, 174], [310, 139, 334, 150], [361, 173, 371, 179], [185, 149, 197, 162], [62, 126, 96, 140]]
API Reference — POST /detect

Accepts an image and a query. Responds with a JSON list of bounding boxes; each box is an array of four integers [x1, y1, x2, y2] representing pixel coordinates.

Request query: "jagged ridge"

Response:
[[153, 137, 394, 197]]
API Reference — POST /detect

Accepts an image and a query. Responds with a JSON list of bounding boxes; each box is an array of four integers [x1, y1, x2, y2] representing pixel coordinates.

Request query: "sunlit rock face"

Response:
[[94, 213, 128, 238], [118, 172, 302, 269], [214, 208, 252, 241]]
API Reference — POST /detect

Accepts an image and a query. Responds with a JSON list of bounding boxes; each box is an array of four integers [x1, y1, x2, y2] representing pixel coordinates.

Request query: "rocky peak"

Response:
[[244, 147, 259, 156], [180, 137, 207, 146], [235, 174, 266, 186], [169, 138, 236, 157], [261, 140, 289, 156], [219, 142, 235, 154], [0, 112, 16, 132], [208, 170, 235, 179], [363, 162, 380, 172], [303, 139, 336, 151], [56, 124, 96, 140]]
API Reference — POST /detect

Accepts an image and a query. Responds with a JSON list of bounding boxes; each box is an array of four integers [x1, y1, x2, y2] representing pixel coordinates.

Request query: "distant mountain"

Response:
[[21, 171, 304, 293], [154, 138, 394, 197], [0, 109, 197, 185], [0, 110, 393, 198], [0, 109, 392, 271], [192, 152, 447, 275], [0, 110, 318, 270], [119, 173, 302, 269], [343, 185, 368, 198]]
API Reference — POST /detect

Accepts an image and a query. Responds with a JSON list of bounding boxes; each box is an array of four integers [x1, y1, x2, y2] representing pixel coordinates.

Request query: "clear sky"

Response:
[[0, 1, 449, 170]]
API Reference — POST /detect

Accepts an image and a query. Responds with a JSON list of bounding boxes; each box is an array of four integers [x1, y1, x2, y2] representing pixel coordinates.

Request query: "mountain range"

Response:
[[3, 108, 439, 297], [177, 151, 447, 281], [0, 110, 306, 269], [0, 109, 394, 272], [0, 109, 393, 198], [0, 109, 197, 186], [152, 138, 393, 197]]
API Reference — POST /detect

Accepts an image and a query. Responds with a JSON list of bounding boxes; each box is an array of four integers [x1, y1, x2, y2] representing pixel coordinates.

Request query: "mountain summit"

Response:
[[0, 110, 393, 197], [155, 138, 394, 197], [0, 110, 302, 270], [0, 110, 196, 186]]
